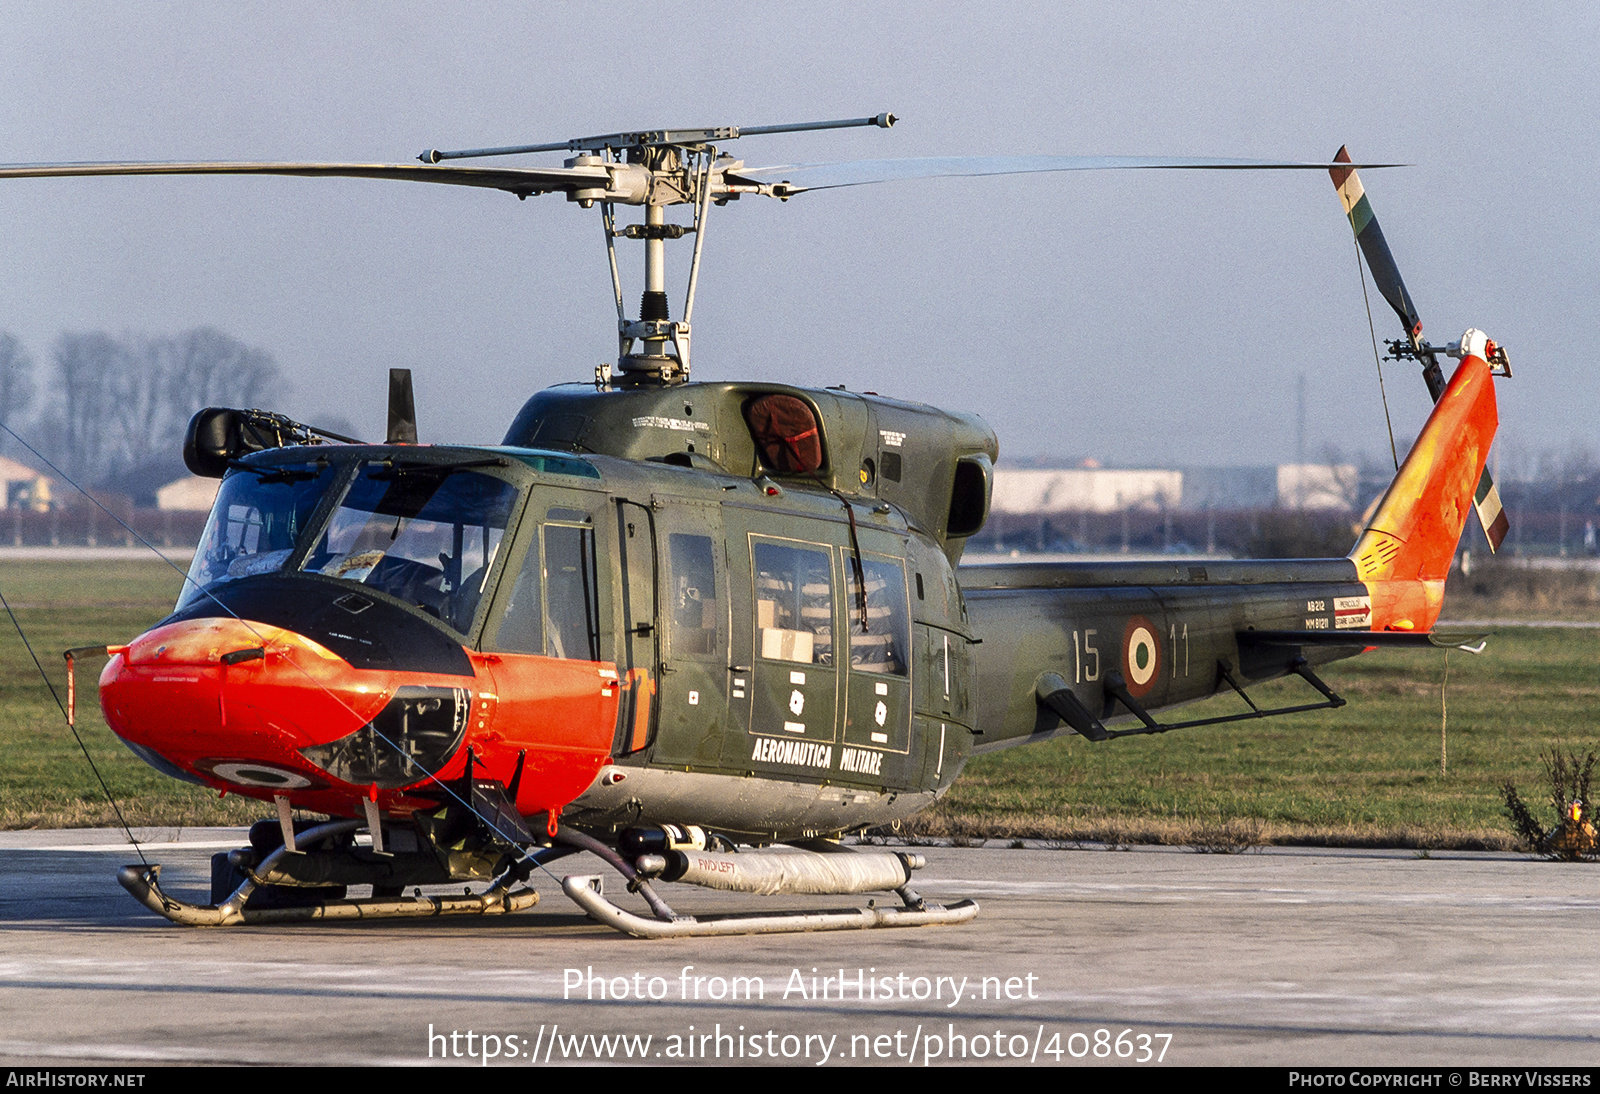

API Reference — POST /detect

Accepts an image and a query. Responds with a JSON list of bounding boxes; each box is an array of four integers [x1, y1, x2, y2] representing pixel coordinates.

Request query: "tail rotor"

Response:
[[1331, 146, 1511, 552]]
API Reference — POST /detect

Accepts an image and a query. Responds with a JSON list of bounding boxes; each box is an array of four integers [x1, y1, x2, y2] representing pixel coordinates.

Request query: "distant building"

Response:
[[156, 475, 221, 512], [990, 468, 1182, 515], [1177, 466, 1278, 511], [992, 462, 1359, 516], [0, 455, 51, 511], [1274, 463, 1359, 511], [1178, 464, 1358, 511]]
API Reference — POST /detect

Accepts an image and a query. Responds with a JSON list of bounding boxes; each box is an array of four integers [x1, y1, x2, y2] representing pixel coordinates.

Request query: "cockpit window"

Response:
[[179, 462, 337, 611], [542, 522, 600, 660], [301, 466, 520, 634]]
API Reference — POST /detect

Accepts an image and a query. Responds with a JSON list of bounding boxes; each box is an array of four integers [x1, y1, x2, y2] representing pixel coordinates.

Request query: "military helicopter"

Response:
[[5, 114, 1508, 937]]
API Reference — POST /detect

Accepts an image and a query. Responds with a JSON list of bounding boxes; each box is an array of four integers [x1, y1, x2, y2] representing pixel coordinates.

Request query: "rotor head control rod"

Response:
[[418, 112, 896, 164]]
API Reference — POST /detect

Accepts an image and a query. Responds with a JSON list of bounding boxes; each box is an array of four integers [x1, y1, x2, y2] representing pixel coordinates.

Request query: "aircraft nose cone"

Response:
[[99, 616, 392, 790]]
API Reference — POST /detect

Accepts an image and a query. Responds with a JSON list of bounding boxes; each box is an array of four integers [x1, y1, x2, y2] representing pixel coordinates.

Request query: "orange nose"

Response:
[[100, 617, 398, 799], [100, 615, 620, 821]]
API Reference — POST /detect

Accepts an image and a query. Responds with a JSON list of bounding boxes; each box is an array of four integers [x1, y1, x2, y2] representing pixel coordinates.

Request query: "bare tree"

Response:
[[0, 332, 36, 451], [166, 327, 281, 418], [113, 336, 175, 469], [53, 331, 125, 482], [48, 327, 286, 486]]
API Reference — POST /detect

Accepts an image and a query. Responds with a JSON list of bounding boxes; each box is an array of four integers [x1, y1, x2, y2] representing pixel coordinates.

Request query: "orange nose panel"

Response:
[[100, 618, 398, 801], [99, 617, 621, 822]]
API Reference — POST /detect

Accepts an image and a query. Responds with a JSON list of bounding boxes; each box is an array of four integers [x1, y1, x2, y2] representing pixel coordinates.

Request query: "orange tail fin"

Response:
[[1351, 339, 1499, 631]]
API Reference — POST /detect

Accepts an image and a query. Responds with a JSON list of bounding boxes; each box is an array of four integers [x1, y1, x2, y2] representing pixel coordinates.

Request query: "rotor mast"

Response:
[[422, 112, 897, 387]]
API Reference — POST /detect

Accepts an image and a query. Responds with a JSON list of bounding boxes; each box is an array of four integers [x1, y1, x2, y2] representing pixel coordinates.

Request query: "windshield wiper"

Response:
[[229, 458, 329, 484], [364, 457, 509, 481]]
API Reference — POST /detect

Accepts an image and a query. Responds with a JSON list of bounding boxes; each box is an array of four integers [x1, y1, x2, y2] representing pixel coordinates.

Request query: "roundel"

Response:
[[209, 761, 313, 790], [1122, 615, 1162, 698]]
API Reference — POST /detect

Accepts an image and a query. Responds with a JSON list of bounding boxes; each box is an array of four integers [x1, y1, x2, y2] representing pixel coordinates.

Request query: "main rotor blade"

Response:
[[0, 159, 607, 199], [730, 154, 1404, 193], [1329, 146, 1422, 349]]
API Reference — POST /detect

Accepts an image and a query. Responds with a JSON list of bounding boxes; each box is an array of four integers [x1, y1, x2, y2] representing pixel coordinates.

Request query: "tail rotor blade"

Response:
[[1330, 146, 1423, 352], [1473, 469, 1509, 553]]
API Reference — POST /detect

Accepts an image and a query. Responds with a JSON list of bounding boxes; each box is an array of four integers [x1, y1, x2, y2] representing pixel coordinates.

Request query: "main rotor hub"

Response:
[[425, 113, 897, 388]]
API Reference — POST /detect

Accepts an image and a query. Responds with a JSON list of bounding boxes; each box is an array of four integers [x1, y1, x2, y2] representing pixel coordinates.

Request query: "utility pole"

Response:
[[1295, 373, 1307, 509]]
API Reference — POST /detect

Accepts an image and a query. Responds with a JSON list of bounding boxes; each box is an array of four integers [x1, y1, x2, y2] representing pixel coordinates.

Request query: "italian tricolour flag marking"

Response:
[[1474, 471, 1509, 553]]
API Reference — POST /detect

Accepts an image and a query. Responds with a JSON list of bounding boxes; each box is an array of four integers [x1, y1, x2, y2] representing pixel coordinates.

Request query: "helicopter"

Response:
[[4, 114, 1508, 937]]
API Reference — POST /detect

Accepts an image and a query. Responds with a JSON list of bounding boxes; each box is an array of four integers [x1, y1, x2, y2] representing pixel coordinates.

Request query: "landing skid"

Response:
[[117, 818, 537, 927], [114, 816, 977, 937], [563, 874, 979, 938], [118, 861, 537, 926], [551, 825, 979, 938]]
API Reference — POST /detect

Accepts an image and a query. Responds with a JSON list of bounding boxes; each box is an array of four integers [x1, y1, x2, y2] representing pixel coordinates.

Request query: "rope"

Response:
[[0, 579, 147, 863], [0, 417, 555, 874], [1440, 650, 1449, 778], [1354, 240, 1401, 471]]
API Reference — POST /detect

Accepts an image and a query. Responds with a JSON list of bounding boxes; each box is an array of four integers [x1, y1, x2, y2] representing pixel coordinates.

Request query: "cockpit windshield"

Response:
[[300, 465, 519, 634], [178, 457, 523, 636], [179, 462, 336, 612]]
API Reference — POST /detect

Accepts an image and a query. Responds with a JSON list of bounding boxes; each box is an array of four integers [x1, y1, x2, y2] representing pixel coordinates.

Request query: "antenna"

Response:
[[1296, 372, 1306, 509], [387, 368, 418, 444]]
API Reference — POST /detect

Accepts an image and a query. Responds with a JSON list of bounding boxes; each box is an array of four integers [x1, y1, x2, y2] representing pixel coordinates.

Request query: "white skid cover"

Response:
[[674, 848, 917, 895]]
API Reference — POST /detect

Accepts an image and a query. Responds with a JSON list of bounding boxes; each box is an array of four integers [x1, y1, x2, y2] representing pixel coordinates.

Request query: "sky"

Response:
[[0, 2, 1593, 472]]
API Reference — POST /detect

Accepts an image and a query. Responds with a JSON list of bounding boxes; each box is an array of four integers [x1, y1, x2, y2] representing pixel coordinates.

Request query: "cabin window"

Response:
[[845, 555, 910, 677], [666, 533, 720, 658], [492, 550, 544, 654], [492, 510, 601, 659], [752, 539, 833, 665]]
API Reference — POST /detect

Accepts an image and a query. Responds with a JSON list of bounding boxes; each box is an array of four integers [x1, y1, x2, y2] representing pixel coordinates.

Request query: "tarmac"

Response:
[[1, 828, 1597, 1067]]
